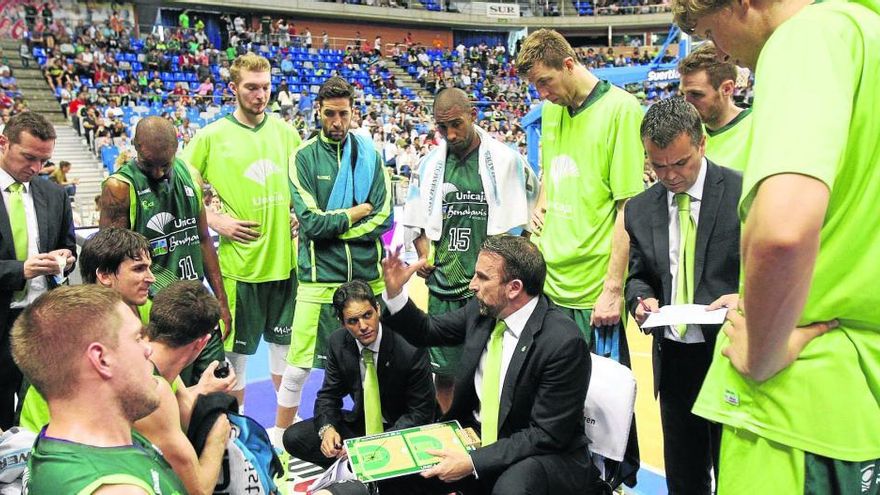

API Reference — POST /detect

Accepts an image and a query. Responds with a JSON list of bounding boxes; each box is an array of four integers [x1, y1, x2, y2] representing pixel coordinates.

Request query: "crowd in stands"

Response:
[[19, 4, 688, 182]]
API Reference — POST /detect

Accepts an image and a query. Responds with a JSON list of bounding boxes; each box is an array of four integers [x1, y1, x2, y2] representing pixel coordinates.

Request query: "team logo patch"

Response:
[[150, 238, 169, 256], [244, 159, 281, 186], [862, 463, 877, 493], [147, 212, 175, 235], [549, 154, 579, 186], [723, 389, 739, 406], [184, 185, 195, 197], [441, 183, 459, 197]]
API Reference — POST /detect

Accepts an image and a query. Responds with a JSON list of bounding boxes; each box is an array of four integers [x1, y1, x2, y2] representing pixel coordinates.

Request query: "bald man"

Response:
[[403, 88, 538, 411], [100, 116, 231, 386]]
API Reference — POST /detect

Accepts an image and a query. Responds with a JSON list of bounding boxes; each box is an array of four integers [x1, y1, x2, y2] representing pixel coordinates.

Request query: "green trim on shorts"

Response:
[[222, 272, 296, 355], [718, 426, 880, 494], [553, 305, 593, 346], [288, 300, 338, 369], [427, 294, 467, 376]]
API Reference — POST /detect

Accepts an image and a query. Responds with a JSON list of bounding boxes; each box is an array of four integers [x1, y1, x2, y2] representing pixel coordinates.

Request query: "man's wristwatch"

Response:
[[318, 423, 334, 440]]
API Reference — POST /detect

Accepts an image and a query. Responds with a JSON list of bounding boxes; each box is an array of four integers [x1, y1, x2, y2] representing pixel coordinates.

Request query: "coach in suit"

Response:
[[0, 112, 76, 429], [624, 97, 740, 495], [378, 235, 598, 495], [282, 280, 436, 468]]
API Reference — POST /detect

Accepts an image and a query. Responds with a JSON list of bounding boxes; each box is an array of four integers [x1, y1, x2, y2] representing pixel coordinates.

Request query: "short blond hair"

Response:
[[230, 53, 271, 84], [672, 0, 732, 34], [12, 286, 123, 400], [515, 29, 579, 75]]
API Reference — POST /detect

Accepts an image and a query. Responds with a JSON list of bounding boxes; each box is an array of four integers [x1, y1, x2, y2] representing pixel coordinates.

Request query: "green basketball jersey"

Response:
[[428, 150, 487, 299], [25, 429, 186, 495], [536, 81, 644, 308], [112, 158, 204, 295], [180, 114, 302, 282], [705, 108, 753, 172], [693, 0, 880, 461]]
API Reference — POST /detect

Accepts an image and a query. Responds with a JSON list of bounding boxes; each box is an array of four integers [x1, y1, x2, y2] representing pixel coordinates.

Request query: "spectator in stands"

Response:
[[18, 43, 31, 69], [48, 160, 78, 198]]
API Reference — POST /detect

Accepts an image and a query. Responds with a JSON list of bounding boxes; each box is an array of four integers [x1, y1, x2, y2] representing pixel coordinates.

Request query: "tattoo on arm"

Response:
[[99, 179, 132, 229]]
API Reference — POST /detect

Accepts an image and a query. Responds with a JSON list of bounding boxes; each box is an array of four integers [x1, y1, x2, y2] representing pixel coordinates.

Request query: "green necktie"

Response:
[[361, 348, 383, 435], [675, 193, 695, 337], [8, 182, 28, 301], [480, 320, 506, 446]]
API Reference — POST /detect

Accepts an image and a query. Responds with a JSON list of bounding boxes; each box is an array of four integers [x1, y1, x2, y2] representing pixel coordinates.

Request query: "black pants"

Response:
[[377, 448, 600, 495], [0, 308, 24, 429], [284, 418, 364, 469], [658, 340, 721, 495]]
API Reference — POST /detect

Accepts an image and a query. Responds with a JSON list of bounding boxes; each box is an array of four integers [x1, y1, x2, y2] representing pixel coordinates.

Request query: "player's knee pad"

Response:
[[268, 343, 289, 376], [226, 352, 249, 391], [277, 365, 310, 408]]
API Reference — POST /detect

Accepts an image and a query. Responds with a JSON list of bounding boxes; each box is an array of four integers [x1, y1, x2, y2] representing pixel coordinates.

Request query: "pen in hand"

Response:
[[637, 296, 655, 314]]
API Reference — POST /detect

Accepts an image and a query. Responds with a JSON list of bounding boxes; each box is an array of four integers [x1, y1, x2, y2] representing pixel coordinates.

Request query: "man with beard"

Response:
[[101, 116, 230, 387], [181, 53, 302, 434], [12, 286, 188, 494], [279, 76, 392, 441], [371, 235, 599, 495], [678, 42, 752, 171], [403, 88, 538, 413]]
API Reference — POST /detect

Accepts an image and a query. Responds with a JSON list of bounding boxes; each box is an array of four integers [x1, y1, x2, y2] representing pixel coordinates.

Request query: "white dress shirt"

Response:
[[0, 168, 45, 308], [354, 324, 383, 379], [665, 157, 707, 343]]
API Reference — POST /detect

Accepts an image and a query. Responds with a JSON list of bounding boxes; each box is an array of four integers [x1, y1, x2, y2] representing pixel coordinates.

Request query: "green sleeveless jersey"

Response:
[[180, 114, 302, 282], [25, 429, 186, 495], [705, 108, 753, 172], [428, 150, 487, 299], [112, 158, 205, 295]]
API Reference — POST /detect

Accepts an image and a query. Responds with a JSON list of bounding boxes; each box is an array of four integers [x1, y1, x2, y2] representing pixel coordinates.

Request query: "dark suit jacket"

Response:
[[0, 179, 75, 329], [384, 295, 591, 477], [313, 325, 436, 435], [624, 160, 741, 396]]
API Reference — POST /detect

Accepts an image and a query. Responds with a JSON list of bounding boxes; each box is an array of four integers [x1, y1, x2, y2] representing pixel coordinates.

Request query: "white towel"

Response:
[[402, 126, 539, 243]]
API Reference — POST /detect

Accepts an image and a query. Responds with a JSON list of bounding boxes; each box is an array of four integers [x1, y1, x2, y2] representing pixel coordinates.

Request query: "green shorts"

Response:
[[427, 294, 467, 377], [553, 305, 593, 346], [179, 328, 225, 387], [287, 300, 340, 369], [718, 426, 880, 494], [222, 271, 296, 355]]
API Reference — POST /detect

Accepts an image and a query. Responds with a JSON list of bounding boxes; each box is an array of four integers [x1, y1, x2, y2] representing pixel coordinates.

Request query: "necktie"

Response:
[[675, 193, 695, 337], [361, 348, 383, 435], [8, 182, 28, 301], [480, 320, 506, 446]]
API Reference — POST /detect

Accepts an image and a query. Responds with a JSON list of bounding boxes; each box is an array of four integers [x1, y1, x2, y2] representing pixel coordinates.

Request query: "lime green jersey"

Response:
[[428, 149, 487, 299], [536, 81, 645, 308], [180, 113, 301, 282], [25, 429, 186, 495], [693, 0, 880, 461], [112, 158, 205, 294], [705, 108, 752, 172]]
